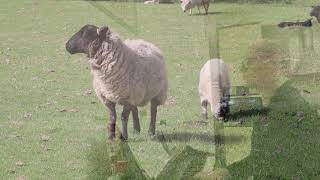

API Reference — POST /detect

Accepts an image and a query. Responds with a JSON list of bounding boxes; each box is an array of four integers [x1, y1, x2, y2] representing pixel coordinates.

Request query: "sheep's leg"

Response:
[[200, 1, 205, 14], [201, 100, 208, 120], [149, 98, 160, 136], [120, 104, 131, 141], [204, 2, 209, 14], [189, 8, 192, 15], [197, 5, 201, 14], [105, 100, 117, 140], [131, 106, 140, 134]]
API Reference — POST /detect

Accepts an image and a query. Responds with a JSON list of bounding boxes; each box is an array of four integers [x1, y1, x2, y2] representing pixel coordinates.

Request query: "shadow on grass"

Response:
[[228, 80, 320, 179], [192, 11, 225, 16], [156, 132, 244, 144], [226, 108, 269, 121], [87, 139, 214, 179], [156, 145, 209, 180], [87, 139, 149, 180]]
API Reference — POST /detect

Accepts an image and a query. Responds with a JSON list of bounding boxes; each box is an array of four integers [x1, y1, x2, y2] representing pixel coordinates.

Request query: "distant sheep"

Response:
[[278, 18, 312, 28], [180, 0, 210, 15], [66, 25, 168, 140], [198, 59, 230, 120], [310, 6, 320, 23], [144, 0, 159, 4]]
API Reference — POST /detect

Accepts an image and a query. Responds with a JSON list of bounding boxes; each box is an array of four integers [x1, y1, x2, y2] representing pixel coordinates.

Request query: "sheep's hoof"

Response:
[[202, 113, 208, 120], [108, 134, 115, 140], [148, 131, 156, 139], [119, 134, 128, 141], [133, 129, 141, 134]]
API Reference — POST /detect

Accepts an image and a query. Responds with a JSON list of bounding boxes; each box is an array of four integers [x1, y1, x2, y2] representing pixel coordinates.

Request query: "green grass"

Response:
[[1, 0, 320, 179]]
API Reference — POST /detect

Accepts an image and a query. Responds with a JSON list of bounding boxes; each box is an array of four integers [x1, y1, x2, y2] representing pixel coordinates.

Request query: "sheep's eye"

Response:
[[83, 31, 92, 38]]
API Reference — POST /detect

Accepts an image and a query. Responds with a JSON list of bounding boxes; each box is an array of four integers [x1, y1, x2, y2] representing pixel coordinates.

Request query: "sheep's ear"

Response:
[[97, 26, 109, 37]]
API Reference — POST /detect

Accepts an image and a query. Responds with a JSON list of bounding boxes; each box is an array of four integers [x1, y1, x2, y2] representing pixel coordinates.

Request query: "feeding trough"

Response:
[[229, 86, 263, 113]]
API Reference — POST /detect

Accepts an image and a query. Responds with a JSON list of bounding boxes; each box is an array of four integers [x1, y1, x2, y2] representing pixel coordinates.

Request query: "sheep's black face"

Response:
[[66, 24, 99, 55], [310, 6, 320, 22], [217, 101, 229, 120], [219, 105, 229, 119]]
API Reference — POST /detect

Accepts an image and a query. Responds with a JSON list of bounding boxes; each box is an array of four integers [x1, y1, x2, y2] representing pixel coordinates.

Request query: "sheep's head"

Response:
[[66, 25, 110, 57], [212, 99, 229, 120], [218, 102, 230, 120], [310, 6, 320, 23], [180, 0, 192, 13]]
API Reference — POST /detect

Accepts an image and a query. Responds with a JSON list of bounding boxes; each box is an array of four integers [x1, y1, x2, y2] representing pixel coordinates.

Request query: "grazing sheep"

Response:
[[180, 0, 210, 15], [65, 25, 168, 140], [144, 0, 159, 4], [278, 19, 312, 28], [198, 59, 230, 120], [310, 6, 320, 23]]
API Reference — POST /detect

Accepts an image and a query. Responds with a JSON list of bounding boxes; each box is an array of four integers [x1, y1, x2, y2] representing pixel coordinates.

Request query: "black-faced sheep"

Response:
[[198, 59, 230, 120], [180, 0, 210, 15], [310, 6, 320, 23], [66, 25, 168, 140]]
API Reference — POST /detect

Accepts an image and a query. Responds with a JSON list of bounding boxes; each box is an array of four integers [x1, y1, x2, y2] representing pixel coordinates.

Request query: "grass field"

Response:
[[1, 0, 320, 179]]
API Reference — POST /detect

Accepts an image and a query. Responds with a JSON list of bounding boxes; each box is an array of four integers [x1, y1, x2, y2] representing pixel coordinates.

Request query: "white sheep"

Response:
[[66, 25, 168, 140], [198, 59, 230, 120], [180, 0, 210, 15], [144, 0, 159, 4]]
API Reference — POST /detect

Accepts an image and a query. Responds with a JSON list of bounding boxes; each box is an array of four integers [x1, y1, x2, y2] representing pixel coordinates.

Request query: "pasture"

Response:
[[1, 0, 320, 179]]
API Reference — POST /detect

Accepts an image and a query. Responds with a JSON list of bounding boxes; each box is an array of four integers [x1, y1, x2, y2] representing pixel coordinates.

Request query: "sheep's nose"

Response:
[[65, 41, 70, 49], [65, 41, 74, 54]]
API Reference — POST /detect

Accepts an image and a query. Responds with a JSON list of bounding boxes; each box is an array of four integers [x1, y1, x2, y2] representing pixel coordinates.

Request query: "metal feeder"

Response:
[[229, 86, 263, 112]]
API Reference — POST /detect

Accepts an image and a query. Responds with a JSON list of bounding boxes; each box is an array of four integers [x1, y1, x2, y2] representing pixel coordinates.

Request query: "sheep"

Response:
[[278, 18, 312, 28], [65, 25, 168, 140], [144, 0, 159, 4], [180, 0, 210, 15], [310, 6, 320, 23], [65, 25, 141, 139], [198, 59, 230, 120]]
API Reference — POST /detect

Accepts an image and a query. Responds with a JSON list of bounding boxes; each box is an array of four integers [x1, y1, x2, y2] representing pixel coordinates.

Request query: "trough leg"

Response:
[[105, 100, 117, 140], [120, 104, 131, 141], [131, 106, 140, 134], [149, 98, 160, 136], [201, 100, 208, 120]]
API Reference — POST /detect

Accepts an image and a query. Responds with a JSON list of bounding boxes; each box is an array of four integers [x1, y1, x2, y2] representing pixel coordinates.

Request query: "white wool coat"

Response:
[[89, 31, 167, 107], [181, 0, 210, 12], [198, 59, 230, 116]]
